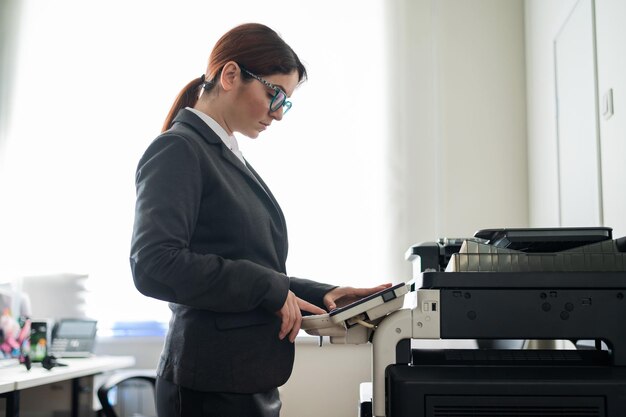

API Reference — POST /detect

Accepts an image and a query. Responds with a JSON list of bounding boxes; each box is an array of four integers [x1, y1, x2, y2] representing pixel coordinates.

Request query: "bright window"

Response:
[[0, 0, 388, 334]]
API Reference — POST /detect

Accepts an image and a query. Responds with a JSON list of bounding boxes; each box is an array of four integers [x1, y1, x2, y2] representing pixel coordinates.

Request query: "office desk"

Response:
[[0, 355, 135, 417], [0, 380, 14, 395]]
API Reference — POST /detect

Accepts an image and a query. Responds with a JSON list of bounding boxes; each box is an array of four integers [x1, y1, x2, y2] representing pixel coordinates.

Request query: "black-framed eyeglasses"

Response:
[[240, 67, 292, 114]]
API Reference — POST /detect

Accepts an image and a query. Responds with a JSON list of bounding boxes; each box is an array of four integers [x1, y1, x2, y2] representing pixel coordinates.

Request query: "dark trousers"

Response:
[[156, 376, 282, 417]]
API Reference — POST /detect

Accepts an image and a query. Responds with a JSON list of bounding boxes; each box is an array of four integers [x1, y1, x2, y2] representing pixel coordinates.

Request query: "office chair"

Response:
[[97, 369, 157, 417]]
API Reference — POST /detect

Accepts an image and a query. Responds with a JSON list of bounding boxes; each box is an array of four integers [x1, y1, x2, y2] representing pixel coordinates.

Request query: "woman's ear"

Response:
[[219, 61, 240, 92]]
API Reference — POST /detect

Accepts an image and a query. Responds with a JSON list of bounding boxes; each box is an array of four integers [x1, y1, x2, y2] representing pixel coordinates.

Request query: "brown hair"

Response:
[[161, 23, 307, 132]]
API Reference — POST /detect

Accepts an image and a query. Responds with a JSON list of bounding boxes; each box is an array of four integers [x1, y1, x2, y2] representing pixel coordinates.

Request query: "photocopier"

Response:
[[302, 227, 626, 417]]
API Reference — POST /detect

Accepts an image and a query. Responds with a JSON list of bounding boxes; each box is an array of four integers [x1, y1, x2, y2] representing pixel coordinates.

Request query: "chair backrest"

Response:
[[97, 369, 157, 417]]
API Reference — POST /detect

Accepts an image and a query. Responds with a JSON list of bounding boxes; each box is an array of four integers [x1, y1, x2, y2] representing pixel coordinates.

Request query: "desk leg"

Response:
[[5, 391, 20, 417], [71, 378, 79, 417]]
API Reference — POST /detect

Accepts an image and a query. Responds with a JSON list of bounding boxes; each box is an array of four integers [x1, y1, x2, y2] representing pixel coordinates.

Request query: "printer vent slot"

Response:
[[427, 396, 604, 417]]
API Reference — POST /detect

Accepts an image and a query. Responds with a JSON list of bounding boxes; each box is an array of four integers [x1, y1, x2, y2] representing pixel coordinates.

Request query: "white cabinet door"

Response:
[[554, 0, 602, 227], [596, 0, 626, 238]]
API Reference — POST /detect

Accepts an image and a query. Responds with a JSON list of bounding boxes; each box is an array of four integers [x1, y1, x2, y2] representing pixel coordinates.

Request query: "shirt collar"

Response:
[[185, 107, 240, 153]]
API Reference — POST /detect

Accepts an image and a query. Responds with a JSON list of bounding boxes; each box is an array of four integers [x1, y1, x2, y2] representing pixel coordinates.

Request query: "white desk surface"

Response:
[[0, 380, 14, 394], [0, 355, 135, 392]]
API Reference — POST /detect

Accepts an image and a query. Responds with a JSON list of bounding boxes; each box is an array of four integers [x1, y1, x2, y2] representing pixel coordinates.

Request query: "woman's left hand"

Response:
[[323, 283, 393, 312]]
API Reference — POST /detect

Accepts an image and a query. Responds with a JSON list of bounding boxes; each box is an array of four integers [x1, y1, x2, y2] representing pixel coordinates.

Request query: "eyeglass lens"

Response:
[[270, 90, 287, 112]]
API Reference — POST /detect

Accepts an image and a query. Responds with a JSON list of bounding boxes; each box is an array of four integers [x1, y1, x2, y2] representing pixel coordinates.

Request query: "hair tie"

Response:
[[200, 74, 214, 90]]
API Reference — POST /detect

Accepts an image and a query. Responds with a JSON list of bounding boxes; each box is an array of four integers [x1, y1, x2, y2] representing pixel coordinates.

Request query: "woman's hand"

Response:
[[277, 290, 326, 343], [323, 283, 393, 311]]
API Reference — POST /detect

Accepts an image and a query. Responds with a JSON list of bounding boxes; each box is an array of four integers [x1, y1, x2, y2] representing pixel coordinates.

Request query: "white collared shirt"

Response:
[[186, 107, 246, 165]]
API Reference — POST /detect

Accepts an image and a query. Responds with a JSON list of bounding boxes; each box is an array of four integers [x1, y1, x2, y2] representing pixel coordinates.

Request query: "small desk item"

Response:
[[0, 355, 135, 417]]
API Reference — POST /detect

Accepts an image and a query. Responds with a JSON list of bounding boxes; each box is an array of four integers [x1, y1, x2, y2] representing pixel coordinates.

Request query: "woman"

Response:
[[130, 23, 390, 417]]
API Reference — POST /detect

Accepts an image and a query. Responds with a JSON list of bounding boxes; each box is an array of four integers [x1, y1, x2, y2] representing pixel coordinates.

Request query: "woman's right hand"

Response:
[[277, 290, 326, 343]]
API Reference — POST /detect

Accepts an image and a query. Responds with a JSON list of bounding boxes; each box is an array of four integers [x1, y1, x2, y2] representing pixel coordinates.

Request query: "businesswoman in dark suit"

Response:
[[129, 23, 390, 417]]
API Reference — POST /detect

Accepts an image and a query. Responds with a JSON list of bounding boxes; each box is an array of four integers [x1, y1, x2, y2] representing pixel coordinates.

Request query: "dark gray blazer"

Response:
[[130, 109, 335, 393]]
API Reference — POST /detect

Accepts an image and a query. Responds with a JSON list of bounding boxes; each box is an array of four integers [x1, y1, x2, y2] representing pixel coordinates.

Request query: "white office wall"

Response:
[[525, 0, 578, 228], [385, 0, 528, 280], [433, 0, 528, 236]]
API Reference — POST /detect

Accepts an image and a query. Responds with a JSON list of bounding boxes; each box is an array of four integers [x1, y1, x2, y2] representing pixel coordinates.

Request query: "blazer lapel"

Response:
[[173, 110, 269, 198], [219, 146, 268, 195], [244, 159, 286, 222], [172, 110, 288, 261]]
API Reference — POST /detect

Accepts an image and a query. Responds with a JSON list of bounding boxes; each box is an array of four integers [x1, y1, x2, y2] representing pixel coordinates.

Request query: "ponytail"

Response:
[[161, 74, 206, 133]]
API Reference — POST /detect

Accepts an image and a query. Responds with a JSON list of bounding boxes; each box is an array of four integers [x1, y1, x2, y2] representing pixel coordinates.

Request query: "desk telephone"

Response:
[[48, 319, 97, 358]]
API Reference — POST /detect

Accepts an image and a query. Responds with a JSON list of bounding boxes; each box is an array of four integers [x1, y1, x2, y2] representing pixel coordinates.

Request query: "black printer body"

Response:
[[386, 227, 626, 417]]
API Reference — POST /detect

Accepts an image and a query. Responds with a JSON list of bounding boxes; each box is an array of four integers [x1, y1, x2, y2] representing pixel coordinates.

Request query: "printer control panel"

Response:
[[302, 283, 409, 342]]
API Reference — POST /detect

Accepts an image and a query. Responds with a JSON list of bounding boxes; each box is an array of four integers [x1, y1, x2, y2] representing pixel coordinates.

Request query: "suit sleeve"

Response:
[[129, 135, 289, 313], [289, 277, 337, 310]]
